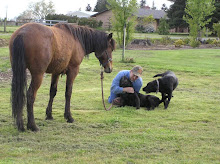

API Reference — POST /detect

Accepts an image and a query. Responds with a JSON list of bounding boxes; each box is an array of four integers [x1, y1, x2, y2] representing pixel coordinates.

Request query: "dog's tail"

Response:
[[153, 73, 163, 78]]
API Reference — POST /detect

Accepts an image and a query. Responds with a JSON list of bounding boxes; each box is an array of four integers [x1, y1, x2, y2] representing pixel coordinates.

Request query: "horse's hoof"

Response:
[[45, 116, 53, 120], [67, 117, 74, 123], [27, 124, 39, 132], [18, 127, 25, 132]]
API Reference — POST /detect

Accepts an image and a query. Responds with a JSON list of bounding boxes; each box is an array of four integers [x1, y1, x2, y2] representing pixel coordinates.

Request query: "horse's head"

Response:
[[95, 33, 115, 73]]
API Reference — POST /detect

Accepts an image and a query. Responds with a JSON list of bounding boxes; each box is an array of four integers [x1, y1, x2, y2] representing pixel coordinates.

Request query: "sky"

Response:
[[0, 0, 173, 20]]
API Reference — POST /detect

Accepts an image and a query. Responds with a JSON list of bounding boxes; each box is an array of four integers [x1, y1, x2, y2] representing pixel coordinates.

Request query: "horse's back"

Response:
[[10, 23, 54, 74]]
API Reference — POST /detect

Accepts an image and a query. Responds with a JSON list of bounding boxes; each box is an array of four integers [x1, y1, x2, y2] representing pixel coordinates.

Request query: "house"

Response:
[[91, 8, 167, 30], [67, 11, 98, 18]]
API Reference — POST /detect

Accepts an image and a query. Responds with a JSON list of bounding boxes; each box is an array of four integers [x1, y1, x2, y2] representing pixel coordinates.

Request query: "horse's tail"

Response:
[[11, 35, 27, 129]]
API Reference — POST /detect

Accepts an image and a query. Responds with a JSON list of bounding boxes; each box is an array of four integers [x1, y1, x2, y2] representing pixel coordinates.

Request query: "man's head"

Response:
[[130, 65, 143, 81]]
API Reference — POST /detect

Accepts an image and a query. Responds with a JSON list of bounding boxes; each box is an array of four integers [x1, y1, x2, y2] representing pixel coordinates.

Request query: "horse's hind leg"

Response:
[[27, 73, 44, 131], [64, 66, 79, 123], [46, 74, 59, 120]]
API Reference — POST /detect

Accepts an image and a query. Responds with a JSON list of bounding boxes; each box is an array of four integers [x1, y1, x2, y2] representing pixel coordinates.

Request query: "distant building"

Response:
[[91, 8, 167, 31], [67, 11, 98, 18]]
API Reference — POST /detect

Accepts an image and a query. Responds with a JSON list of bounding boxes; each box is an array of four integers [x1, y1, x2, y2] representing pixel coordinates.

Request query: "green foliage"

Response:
[[136, 15, 156, 33], [211, 39, 220, 46], [181, 37, 190, 45], [174, 39, 184, 47], [167, 0, 188, 29], [121, 57, 135, 63], [78, 18, 103, 28], [213, 22, 220, 38], [45, 14, 103, 29], [158, 17, 170, 35], [184, 0, 215, 39], [160, 36, 172, 45], [94, 0, 108, 12], [46, 14, 78, 23], [107, 0, 138, 47], [189, 39, 201, 48], [0, 48, 220, 163]]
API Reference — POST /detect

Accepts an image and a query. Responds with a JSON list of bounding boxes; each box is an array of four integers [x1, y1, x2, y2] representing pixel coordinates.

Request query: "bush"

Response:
[[121, 57, 135, 63], [190, 39, 200, 48], [158, 17, 170, 35], [213, 23, 220, 38], [181, 38, 190, 45], [211, 39, 220, 46], [160, 36, 172, 45], [206, 39, 214, 44], [174, 39, 184, 47]]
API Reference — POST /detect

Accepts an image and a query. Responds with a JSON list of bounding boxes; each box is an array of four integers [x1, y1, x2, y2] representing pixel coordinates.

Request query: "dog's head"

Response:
[[142, 80, 157, 93], [120, 76, 133, 88]]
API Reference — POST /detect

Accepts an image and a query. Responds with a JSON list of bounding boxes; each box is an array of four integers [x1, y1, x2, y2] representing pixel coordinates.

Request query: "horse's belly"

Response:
[[46, 56, 69, 74]]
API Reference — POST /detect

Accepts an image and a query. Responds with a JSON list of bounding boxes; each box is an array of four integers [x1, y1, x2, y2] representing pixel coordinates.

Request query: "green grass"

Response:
[[0, 48, 220, 163]]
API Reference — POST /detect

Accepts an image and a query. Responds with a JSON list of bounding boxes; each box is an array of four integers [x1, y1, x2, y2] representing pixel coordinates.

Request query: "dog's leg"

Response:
[[134, 92, 140, 109], [161, 93, 167, 108], [165, 93, 172, 109]]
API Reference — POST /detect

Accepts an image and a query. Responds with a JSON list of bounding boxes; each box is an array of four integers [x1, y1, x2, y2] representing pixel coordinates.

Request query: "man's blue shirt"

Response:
[[108, 70, 143, 103]]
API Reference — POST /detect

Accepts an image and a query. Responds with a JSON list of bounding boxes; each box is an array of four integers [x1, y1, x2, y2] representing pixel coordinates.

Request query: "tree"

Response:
[[140, 0, 146, 8], [86, 4, 92, 11], [158, 17, 170, 35], [136, 15, 156, 32], [183, 0, 215, 39], [94, 0, 108, 12], [167, 0, 188, 30], [206, 0, 220, 31], [161, 3, 168, 11], [213, 22, 220, 38], [17, 10, 34, 20], [107, 0, 138, 61], [29, 0, 55, 19]]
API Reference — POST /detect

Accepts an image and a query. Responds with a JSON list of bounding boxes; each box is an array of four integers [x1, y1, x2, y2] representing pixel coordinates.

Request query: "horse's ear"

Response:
[[108, 33, 113, 40]]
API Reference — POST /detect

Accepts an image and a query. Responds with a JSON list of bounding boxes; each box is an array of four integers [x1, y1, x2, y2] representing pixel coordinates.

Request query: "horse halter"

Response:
[[97, 50, 112, 67]]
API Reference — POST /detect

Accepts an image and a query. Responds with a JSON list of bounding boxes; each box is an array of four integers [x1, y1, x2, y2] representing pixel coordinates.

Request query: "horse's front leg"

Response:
[[27, 74, 44, 131], [64, 66, 79, 123], [46, 74, 60, 120]]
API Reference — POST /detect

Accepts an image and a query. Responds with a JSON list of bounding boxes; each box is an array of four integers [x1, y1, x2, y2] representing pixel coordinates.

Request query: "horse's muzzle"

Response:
[[104, 67, 112, 73]]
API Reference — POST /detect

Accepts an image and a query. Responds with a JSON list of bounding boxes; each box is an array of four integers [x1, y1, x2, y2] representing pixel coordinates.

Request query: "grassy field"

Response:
[[0, 47, 220, 163]]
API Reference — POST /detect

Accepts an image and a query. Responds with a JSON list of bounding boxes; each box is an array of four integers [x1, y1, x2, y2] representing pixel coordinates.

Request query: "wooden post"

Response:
[[122, 23, 126, 62], [4, 18, 6, 33]]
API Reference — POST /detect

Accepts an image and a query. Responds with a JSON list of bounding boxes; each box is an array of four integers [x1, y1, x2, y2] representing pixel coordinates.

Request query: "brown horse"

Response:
[[9, 23, 115, 131]]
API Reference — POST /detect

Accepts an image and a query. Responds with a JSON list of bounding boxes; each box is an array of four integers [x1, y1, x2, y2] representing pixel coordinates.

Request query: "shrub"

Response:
[[190, 39, 200, 48], [158, 17, 170, 35], [213, 23, 220, 38], [182, 38, 190, 45], [121, 57, 135, 63], [174, 39, 184, 47], [160, 36, 172, 45], [206, 39, 214, 44], [211, 39, 220, 46]]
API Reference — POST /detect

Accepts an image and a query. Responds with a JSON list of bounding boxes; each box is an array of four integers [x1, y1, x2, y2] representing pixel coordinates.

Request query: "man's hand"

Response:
[[123, 87, 134, 93]]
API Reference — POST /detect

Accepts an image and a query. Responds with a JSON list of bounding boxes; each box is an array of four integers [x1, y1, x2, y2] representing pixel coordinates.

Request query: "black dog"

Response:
[[142, 71, 178, 109], [119, 76, 161, 110], [119, 76, 140, 109]]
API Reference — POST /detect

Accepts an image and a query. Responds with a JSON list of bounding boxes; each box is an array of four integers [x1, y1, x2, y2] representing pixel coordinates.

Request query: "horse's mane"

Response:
[[54, 23, 115, 54]]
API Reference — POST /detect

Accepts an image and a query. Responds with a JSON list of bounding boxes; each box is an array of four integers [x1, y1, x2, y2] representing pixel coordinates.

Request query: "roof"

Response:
[[91, 10, 110, 17], [67, 11, 98, 18], [91, 8, 166, 19], [135, 8, 167, 19]]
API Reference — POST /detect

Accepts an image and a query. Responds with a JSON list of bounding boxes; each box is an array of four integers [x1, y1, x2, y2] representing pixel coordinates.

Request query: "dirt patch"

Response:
[[0, 39, 9, 47], [0, 70, 12, 82]]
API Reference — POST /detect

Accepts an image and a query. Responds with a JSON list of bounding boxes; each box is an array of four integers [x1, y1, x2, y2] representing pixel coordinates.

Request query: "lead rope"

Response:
[[100, 67, 112, 111]]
